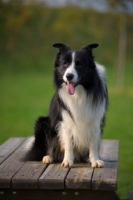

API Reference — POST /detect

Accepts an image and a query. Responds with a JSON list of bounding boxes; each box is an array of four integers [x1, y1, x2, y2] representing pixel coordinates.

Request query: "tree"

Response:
[[117, 8, 127, 88], [108, 0, 131, 88]]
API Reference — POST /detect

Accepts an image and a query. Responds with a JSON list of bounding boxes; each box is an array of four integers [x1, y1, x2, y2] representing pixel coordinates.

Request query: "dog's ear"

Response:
[[53, 43, 70, 68], [83, 43, 99, 52], [53, 43, 70, 51]]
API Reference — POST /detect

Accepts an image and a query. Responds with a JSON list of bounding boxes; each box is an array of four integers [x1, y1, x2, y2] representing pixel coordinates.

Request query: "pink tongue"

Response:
[[66, 82, 75, 95]]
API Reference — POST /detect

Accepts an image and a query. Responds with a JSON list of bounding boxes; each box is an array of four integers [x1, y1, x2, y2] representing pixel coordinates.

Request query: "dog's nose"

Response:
[[66, 73, 74, 81]]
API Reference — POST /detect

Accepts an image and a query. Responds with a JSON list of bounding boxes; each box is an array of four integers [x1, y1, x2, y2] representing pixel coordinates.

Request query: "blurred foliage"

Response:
[[0, 0, 133, 74]]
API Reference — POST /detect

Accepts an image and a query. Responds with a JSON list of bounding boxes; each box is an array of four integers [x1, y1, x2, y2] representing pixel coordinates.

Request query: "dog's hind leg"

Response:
[[23, 117, 52, 161]]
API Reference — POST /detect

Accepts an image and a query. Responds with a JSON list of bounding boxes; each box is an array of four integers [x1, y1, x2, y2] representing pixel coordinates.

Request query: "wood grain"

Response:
[[12, 161, 47, 189], [99, 140, 119, 162], [0, 138, 119, 192], [91, 161, 118, 190], [129, 190, 133, 200], [91, 139, 119, 191], [65, 163, 93, 189], [0, 137, 26, 165], [39, 164, 70, 189], [0, 137, 34, 188]]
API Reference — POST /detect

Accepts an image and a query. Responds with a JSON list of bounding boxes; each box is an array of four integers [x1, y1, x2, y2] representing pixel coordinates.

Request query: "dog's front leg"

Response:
[[89, 126, 104, 168], [61, 136, 74, 168]]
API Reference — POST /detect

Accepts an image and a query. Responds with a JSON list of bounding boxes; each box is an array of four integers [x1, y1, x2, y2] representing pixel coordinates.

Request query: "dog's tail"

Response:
[[23, 116, 51, 161]]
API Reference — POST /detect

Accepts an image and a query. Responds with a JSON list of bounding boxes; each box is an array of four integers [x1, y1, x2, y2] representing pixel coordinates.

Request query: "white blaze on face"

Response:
[[63, 52, 78, 95]]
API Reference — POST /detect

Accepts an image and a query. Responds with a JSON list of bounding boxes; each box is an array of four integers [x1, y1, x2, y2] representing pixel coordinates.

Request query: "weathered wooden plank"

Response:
[[92, 168, 117, 190], [99, 140, 119, 161], [0, 137, 34, 188], [0, 138, 26, 165], [12, 161, 47, 189], [129, 191, 133, 200], [65, 163, 93, 189], [91, 140, 119, 191], [91, 161, 118, 190], [0, 138, 119, 191], [65, 140, 119, 190], [39, 164, 70, 189]]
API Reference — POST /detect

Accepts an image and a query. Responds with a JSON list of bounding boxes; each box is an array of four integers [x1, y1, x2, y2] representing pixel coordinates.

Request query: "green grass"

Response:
[[0, 66, 133, 199], [104, 89, 133, 199], [0, 72, 54, 141]]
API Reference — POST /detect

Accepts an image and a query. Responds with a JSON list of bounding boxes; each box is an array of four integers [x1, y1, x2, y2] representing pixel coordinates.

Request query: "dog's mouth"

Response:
[[65, 77, 84, 95], [65, 82, 78, 95]]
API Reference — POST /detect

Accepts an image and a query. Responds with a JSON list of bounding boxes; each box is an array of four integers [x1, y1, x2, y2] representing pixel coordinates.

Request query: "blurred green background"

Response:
[[0, 0, 133, 199]]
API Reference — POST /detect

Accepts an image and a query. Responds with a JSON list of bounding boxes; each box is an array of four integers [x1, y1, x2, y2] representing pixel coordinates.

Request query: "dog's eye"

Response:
[[63, 63, 68, 68]]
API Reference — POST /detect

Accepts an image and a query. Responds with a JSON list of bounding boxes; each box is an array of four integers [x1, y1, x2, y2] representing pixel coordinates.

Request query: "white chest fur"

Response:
[[58, 84, 105, 152]]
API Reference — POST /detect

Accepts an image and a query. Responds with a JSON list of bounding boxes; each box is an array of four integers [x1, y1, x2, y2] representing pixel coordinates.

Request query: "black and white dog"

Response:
[[25, 43, 108, 168]]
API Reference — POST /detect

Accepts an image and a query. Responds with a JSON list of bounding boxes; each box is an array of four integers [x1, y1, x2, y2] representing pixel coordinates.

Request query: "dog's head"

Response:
[[53, 43, 99, 95]]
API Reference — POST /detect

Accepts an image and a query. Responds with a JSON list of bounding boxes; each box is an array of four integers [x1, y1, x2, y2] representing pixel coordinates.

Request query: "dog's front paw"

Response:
[[91, 159, 104, 168], [61, 160, 73, 168], [42, 155, 53, 164]]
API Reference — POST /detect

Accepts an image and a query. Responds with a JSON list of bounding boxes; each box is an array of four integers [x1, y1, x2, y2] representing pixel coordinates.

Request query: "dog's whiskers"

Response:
[[58, 76, 63, 80]]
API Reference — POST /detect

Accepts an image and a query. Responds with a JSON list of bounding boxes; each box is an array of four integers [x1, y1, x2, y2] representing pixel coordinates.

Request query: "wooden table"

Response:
[[0, 137, 120, 200]]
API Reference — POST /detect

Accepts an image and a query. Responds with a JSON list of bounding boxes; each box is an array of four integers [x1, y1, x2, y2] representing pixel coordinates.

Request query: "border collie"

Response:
[[25, 43, 108, 168]]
